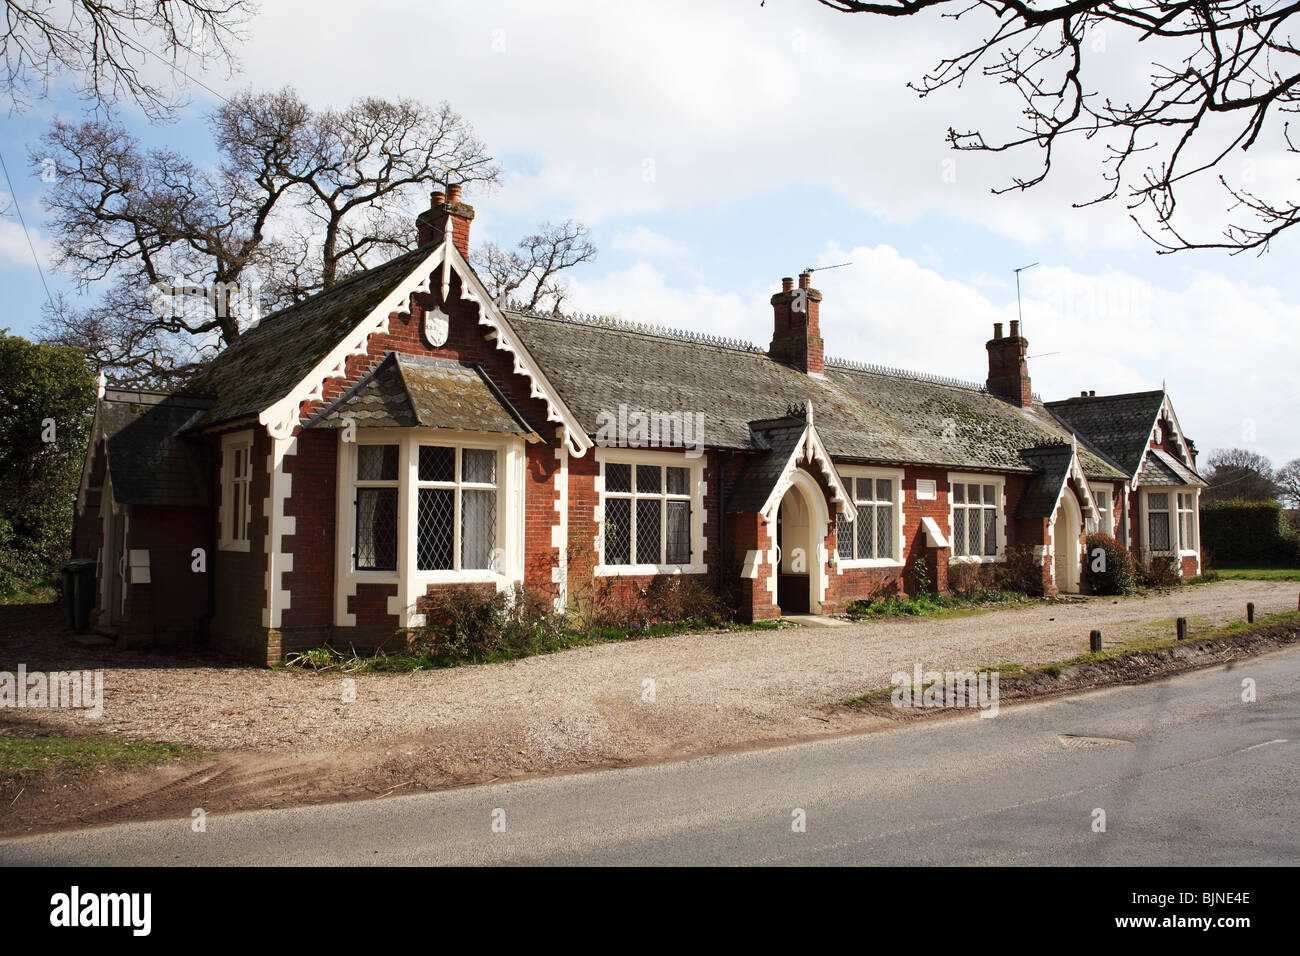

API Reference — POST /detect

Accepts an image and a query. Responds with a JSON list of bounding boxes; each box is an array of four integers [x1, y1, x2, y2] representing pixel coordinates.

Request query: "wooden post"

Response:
[[1176, 617, 1187, 641], [1090, 629, 1102, 652], [1247, 602, 1255, 624]]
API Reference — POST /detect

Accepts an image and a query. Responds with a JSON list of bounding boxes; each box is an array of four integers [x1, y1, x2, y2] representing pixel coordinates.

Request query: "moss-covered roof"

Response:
[[189, 244, 434, 428], [507, 310, 1126, 479], [306, 353, 536, 436]]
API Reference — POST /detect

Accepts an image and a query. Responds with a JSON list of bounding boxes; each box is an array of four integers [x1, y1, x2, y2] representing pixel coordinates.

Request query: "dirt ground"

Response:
[[1, 579, 1296, 835]]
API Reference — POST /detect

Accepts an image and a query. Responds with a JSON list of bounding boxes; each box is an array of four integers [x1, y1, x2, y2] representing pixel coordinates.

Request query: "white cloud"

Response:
[[0, 216, 52, 270], [610, 226, 686, 260], [218, 0, 1224, 252]]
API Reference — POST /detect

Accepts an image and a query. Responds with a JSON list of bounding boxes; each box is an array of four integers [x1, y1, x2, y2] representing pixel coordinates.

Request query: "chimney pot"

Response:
[[1010, 319, 1020, 338], [1081, 391, 1088, 397], [993, 322, 1003, 339], [781, 277, 794, 293], [431, 190, 446, 207], [447, 183, 462, 203], [798, 272, 811, 290]]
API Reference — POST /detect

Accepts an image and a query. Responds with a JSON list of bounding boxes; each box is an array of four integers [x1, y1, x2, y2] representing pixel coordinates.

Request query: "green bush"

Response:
[[1082, 532, 1137, 595], [642, 576, 724, 625], [0, 333, 96, 599], [992, 543, 1046, 596], [1137, 552, 1183, 589]]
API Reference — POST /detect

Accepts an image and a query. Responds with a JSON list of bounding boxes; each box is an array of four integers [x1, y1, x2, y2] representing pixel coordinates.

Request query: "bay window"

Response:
[[346, 433, 516, 578]]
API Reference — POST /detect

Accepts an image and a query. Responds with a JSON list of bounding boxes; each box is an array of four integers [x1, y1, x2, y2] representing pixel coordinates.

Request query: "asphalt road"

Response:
[[3, 648, 1297, 866]]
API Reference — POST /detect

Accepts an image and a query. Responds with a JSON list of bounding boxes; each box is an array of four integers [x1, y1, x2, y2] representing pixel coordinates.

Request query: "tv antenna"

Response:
[[1013, 262, 1038, 333], [802, 260, 852, 275]]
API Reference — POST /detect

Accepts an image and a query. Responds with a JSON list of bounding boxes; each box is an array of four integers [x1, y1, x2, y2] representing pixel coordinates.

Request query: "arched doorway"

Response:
[[773, 472, 829, 614], [1053, 489, 1083, 593]]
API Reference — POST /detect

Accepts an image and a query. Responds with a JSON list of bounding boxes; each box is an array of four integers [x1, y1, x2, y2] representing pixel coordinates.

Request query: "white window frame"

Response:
[[947, 473, 1006, 563], [1176, 490, 1199, 556], [218, 430, 253, 552], [336, 428, 525, 598], [412, 442, 501, 573], [1087, 485, 1112, 536], [1142, 489, 1174, 555], [595, 448, 706, 576], [835, 466, 905, 568]]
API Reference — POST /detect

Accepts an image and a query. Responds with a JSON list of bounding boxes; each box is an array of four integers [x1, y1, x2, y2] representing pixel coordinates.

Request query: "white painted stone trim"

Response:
[[262, 434, 297, 630]]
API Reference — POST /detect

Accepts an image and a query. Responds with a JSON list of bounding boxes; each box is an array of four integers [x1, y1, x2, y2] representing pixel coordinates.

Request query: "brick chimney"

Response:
[[769, 271, 824, 375], [417, 183, 475, 257], [985, 319, 1032, 407]]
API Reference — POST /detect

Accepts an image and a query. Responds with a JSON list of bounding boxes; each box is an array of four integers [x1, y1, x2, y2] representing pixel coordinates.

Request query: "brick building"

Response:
[[73, 188, 1205, 663]]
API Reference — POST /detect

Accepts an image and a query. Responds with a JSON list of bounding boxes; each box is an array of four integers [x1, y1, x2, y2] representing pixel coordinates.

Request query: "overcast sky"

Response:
[[1, 0, 1296, 466]]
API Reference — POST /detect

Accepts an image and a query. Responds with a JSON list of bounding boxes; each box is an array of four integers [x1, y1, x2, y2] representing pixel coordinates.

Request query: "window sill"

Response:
[[948, 555, 1004, 564], [218, 539, 250, 553], [595, 563, 706, 577], [837, 558, 904, 570]]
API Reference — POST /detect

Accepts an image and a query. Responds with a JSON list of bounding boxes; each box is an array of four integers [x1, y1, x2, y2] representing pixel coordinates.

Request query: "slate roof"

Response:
[[1045, 390, 1167, 477], [306, 353, 536, 436], [189, 243, 434, 428], [1015, 444, 1074, 519], [725, 418, 808, 514], [97, 390, 211, 507], [1139, 448, 1206, 487], [157, 236, 1133, 484], [506, 310, 1126, 480]]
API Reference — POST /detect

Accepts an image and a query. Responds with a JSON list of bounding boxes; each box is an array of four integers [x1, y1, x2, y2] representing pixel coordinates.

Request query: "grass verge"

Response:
[[839, 609, 1300, 708], [1210, 567, 1300, 582], [0, 736, 204, 785]]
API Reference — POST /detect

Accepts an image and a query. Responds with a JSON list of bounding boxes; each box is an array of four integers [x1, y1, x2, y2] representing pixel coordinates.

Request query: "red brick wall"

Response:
[[278, 428, 338, 652], [119, 504, 209, 646], [208, 425, 273, 661]]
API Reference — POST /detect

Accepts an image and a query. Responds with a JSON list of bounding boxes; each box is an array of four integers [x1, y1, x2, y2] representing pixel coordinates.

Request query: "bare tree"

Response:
[[3, 0, 252, 119], [472, 220, 597, 313], [1277, 458, 1300, 509], [34, 88, 502, 384], [818, 1, 1300, 253], [1202, 447, 1279, 502]]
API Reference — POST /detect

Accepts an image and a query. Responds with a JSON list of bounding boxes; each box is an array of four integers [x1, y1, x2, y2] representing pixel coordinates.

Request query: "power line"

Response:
[[0, 149, 54, 308]]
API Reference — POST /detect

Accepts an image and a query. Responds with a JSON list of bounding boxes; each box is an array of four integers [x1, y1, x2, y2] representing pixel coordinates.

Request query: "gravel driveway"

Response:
[[1, 580, 1295, 774]]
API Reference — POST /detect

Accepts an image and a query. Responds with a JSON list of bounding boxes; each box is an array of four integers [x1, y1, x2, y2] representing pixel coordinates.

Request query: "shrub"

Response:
[[948, 561, 996, 596], [992, 543, 1046, 596], [1136, 553, 1182, 589], [1082, 533, 1137, 595], [0, 334, 96, 599], [411, 584, 565, 664], [642, 576, 724, 625]]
